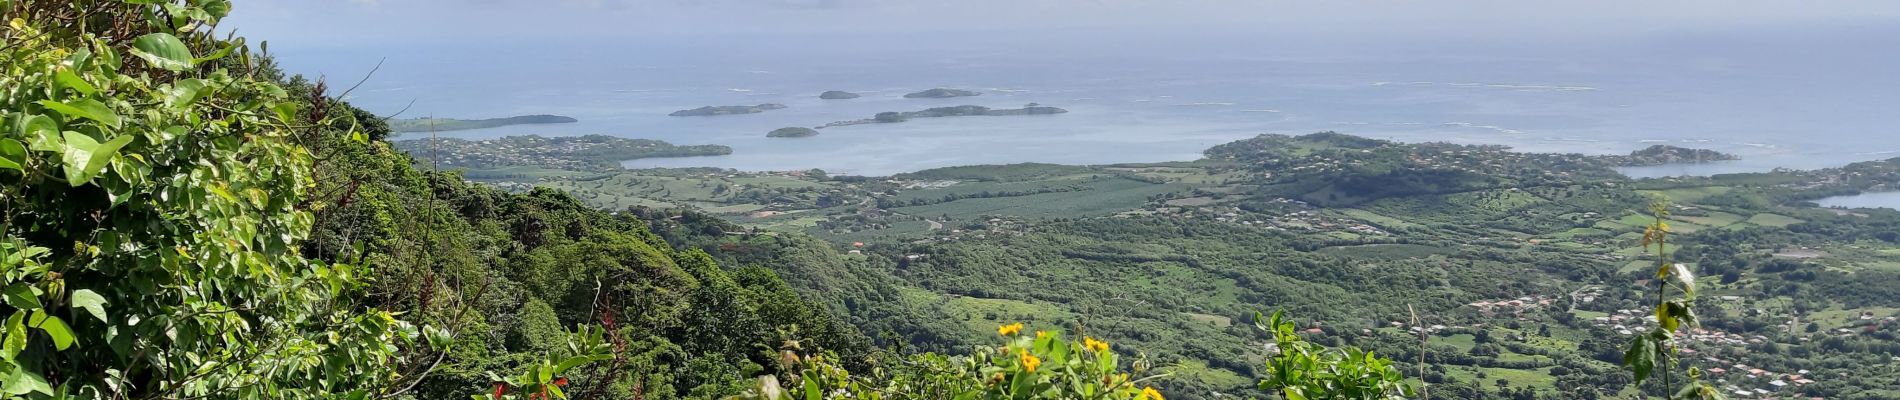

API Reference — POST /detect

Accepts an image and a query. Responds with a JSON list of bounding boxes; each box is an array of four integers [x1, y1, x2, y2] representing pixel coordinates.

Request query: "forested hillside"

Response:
[[1, 2, 1396, 399], [432, 131, 1900, 399], [10, 2, 1900, 400], [0, 1, 889, 398]]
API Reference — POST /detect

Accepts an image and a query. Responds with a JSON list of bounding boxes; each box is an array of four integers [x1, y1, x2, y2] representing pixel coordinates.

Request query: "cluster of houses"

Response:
[[1708, 362, 1822, 398], [1466, 296, 1555, 317]]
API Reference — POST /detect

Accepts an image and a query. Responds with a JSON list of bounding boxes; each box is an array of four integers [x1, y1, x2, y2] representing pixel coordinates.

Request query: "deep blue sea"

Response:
[[272, 25, 1899, 179]]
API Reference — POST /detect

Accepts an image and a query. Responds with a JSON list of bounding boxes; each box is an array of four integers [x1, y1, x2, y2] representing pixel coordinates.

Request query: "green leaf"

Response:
[[195, 40, 237, 64], [70, 289, 107, 323], [161, 79, 209, 108], [2, 284, 40, 310], [36, 99, 121, 129], [272, 102, 299, 123], [3, 313, 24, 359], [201, 0, 232, 19], [1622, 335, 1656, 384], [18, 114, 62, 151], [1657, 308, 1679, 332], [554, 354, 608, 375], [1284, 388, 1308, 400], [60, 132, 136, 186], [96, 43, 122, 72], [424, 325, 452, 351], [0, 139, 25, 171], [1, 367, 51, 396], [129, 33, 195, 71], [27, 312, 74, 351], [55, 68, 98, 96]]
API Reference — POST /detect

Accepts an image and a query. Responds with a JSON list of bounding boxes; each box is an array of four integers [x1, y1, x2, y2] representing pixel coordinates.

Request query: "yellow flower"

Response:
[[1036, 330, 1050, 339], [1018, 350, 1042, 373], [1140, 386, 1164, 400], [998, 323, 1024, 336], [1083, 336, 1110, 353]]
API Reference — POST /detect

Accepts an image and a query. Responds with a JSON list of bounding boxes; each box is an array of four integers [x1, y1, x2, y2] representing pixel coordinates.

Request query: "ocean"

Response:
[[273, 25, 1899, 178]]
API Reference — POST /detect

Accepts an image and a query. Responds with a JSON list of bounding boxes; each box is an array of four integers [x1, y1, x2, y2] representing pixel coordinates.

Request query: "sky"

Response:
[[228, 0, 1900, 47]]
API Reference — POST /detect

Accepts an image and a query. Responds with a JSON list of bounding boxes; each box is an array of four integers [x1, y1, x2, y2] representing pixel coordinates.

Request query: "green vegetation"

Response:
[[394, 134, 732, 172], [818, 91, 860, 100], [1, 4, 855, 399], [14, 2, 1900, 400], [387, 114, 577, 133], [669, 104, 787, 116], [903, 88, 981, 98], [1610, 145, 1740, 166], [2, 3, 403, 397], [453, 132, 1900, 399], [767, 127, 819, 138]]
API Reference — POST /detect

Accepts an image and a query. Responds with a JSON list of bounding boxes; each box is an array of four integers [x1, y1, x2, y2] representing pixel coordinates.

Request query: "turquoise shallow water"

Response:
[[279, 26, 1899, 176]]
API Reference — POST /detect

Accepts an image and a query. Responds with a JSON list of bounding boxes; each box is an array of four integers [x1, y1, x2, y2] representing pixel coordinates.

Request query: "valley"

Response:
[[408, 132, 1900, 399]]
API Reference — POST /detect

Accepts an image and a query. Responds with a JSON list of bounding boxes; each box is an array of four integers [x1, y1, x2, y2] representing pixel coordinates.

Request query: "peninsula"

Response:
[[393, 134, 731, 172], [1610, 144, 1741, 166], [388, 114, 577, 133]]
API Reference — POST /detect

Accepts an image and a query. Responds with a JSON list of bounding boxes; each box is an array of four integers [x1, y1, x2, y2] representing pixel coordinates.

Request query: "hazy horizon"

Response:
[[232, 0, 1900, 45]]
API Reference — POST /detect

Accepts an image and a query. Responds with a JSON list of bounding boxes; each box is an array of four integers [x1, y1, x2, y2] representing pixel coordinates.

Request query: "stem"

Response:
[[1655, 213, 1674, 400]]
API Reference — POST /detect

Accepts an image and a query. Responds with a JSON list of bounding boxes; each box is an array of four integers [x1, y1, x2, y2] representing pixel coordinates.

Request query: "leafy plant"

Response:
[[1621, 199, 1722, 400], [731, 323, 1168, 400], [1254, 311, 1412, 400], [477, 325, 614, 400], [0, 1, 418, 398]]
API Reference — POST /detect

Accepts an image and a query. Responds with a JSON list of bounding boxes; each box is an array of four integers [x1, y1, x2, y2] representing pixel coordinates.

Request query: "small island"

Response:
[[388, 114, 577, 133], [819, 91, 861, 100], [668, 103, 788, 117], [767, 127, 820, 138], [393, 134, 731, 172], [1612, 145, 1741, 166], [903, 88, 981, 99], [818, 104, 1067, 128]]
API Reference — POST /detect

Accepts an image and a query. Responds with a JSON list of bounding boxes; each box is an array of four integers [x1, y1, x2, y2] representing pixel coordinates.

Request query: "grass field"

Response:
[[1639, 186, 1734, 203], [1746, 213, 1804, 227], [1674, 211, 1748, 228], [1335, 208, 1426, 229], [893, 178, 1188, 220]]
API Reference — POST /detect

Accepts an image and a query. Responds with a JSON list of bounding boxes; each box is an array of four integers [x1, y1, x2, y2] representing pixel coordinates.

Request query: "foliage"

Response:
[[1, 1, 417, 398], [1255, 312, 1412, 400], [1621, 199, 1721, 400], [730, 323, 1168, 400], [477, 325, 613, 400]]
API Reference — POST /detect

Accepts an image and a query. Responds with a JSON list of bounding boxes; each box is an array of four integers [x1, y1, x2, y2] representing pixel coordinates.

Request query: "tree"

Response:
[[0, 1, 418, 397], [1257, 311, 1414, 399]]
